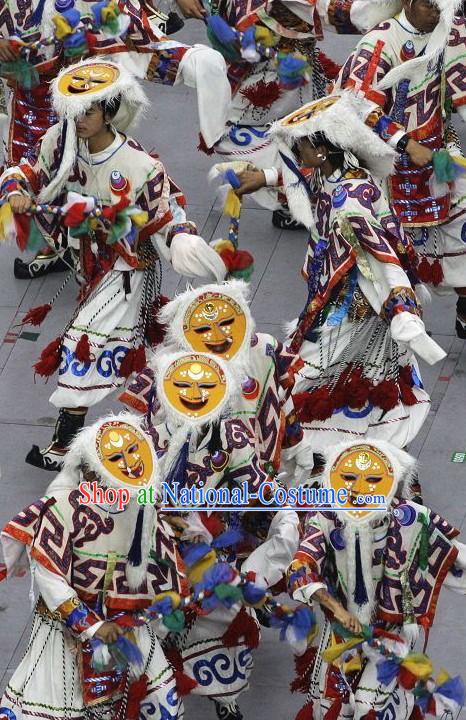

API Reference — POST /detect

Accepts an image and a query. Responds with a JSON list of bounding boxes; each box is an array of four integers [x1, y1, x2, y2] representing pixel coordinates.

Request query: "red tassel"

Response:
[[294, 647, 317, 676], [295, 703, 313, 720], [398, 666, 418, 690], [318, 50, 341, 80], [201, 513, 225, 538], [416, 257, 432, 284], [410, 705, 424, 720], [430, 258, 444, 287], [398, 367, 418, 406], [63, 202, 88, 228], [240, 80, 281, 108], [323, 698, 343, 720], [33, 336, 62, 377], [21, 303, 52, 326], [369, 379, 399, 412], [344, 367, 372, 409], [165, 647, 198, 696], [118, 345, 147, 378], [126, 673, 148, 720], [220, 248, 254, 272], [175, 670, 198, 696], [85, 30, 98, 52], [295, 387, 334, 422], [14, 213, 32, 252], [222, 607, 260, 649], [197, 133, 215, 155], [363, 711, 377, 720], [75, 334, 92, 363]]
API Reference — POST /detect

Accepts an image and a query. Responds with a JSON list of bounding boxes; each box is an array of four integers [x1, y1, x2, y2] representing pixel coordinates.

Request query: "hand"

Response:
[[406, 139, 433, 168], [8, 194, 32, 214], [95, 621, 124, 644], [235, 170, 267, 198], [176, 0, 206, 18], [332, 606, 362, 634], [0, 39, 19, 63]]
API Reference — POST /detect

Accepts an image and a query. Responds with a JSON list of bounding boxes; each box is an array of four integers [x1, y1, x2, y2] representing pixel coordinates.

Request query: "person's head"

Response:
[[75, 96, 121, 140], [295, 132, 345, 171], [402, 0, 441, 32]]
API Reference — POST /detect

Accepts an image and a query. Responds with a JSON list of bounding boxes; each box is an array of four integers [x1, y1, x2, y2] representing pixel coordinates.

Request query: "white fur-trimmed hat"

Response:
[[268, 92, 396, 227], [157, 280, 255, 367], [321, 437, 417, 527], [40, 58, 148, 203]]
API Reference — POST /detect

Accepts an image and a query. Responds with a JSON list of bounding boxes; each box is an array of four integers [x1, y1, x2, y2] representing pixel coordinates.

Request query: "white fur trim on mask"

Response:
[[157, 280, 255, 369], [61, 411, 161, 498], [153, 351, 236, 429], [321, 438, 417, 527]]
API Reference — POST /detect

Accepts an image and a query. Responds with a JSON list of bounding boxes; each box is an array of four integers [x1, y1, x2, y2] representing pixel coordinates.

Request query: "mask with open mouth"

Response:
[[329, 444, 396, 524], [162, 354, 228, 422], [96, 420, 154, 488], [57, 62, 120, 96], [183, 292, 248, 360]]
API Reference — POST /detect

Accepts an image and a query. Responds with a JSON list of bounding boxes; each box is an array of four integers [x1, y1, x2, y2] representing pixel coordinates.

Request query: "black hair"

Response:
[[100, 94, 122, 121], [311, 131, 346, 170]]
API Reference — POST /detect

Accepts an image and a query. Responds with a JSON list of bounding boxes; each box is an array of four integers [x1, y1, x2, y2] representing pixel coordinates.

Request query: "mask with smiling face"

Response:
[[95, 420, 154, 489], [162, 354, 228, 423], [57, 62, 120, 96], [183, 292, 248, 360], [329, 444, 396, 524]]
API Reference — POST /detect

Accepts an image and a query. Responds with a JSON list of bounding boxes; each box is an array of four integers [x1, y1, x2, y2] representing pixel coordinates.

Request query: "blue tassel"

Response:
[[225, 168, 241, 189], [377, 658, 401, 686], [212, 528, 244, 548], [165, 436, 190, 489], [207, 15, 237, 45], [437, 676, 466, 707], [114, 634, 144, 668], [127, 506, 144, 568], [242, 582, 266, 605], [353, 533, 369, 607], [148, 596, 174, 617], [92, 0, 107, 25], [198, 562, 235, 590], [181, 542, 211, 567]]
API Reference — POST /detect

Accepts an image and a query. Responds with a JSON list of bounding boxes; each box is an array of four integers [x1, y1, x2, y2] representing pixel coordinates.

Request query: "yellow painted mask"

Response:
[[96, 421, 153, 488], [183, 293, 248, 360], [58, 62, 120, 96], [329, 445, 395, 522], [281, 96, 339, 128], [163, 355, 227, 421]]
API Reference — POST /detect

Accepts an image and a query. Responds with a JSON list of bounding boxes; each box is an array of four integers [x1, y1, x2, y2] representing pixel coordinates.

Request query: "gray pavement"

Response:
[[0, 24, 465, 720]]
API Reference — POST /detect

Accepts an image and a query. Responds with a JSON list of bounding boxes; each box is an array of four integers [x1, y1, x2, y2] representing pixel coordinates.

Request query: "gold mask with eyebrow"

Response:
[[183, 293, 247, 360]]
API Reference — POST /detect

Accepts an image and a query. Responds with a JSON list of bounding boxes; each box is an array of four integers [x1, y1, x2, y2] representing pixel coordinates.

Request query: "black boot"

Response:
[[214, 701, 243, 720], [456, 297, 466, 339], [26, 409, 87, 472], [272, 207, 306, 231], [14, 248, 77, 280]]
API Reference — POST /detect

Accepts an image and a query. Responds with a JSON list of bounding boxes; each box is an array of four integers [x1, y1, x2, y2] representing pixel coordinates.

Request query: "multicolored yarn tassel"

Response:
[[211, 166, 254, 281], [432, 149, 466, 184], [0, 192, 148, 251], [4, 0, 130, 86]]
